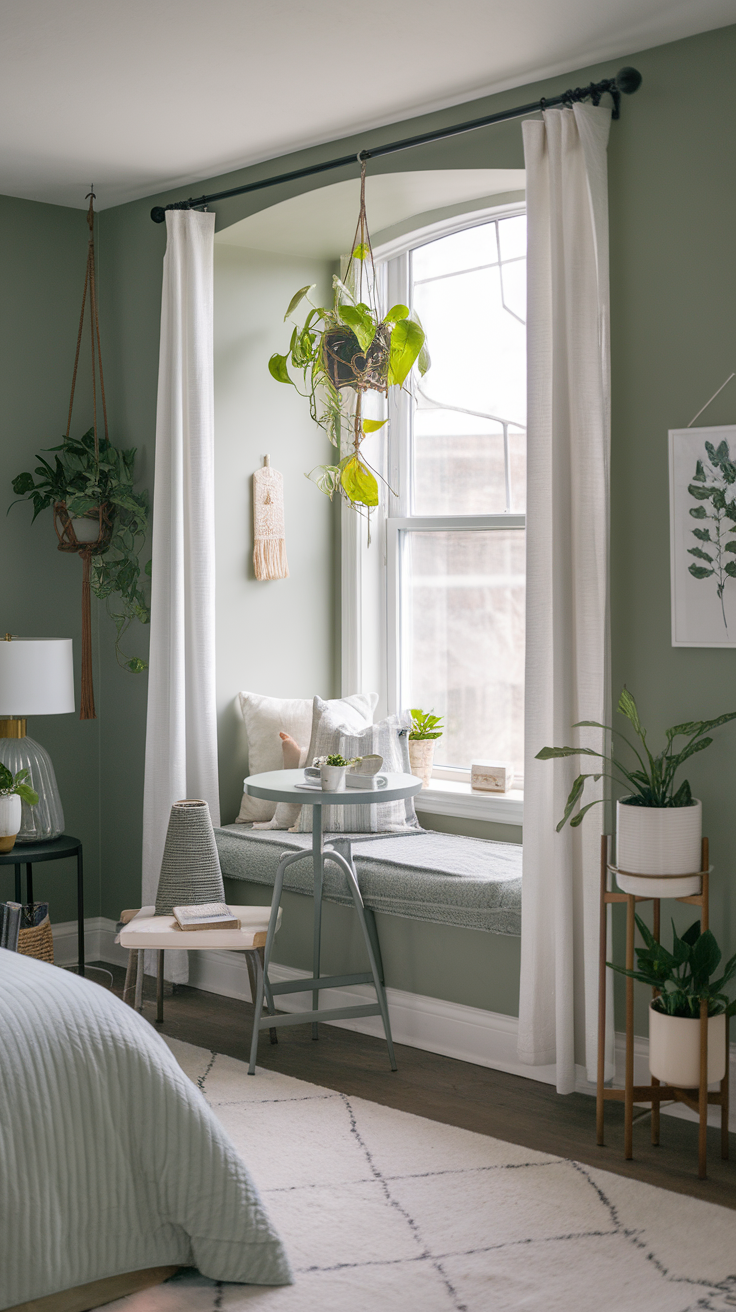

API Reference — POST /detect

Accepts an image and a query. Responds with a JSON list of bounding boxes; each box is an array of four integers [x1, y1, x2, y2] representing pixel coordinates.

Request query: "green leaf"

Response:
[[387, 318, 425, 388], [268, 353, 293, 385], [725, 562, 736, 578], [689, 506, 708, 519], [12, 472, 35, 495], [338, 304, 376, 352], [340, 456, 378, 507], [14, 783, 38, 805], [688, 484, 714, 500], [383, 304, 409, 324], [568, 797, 604, 828], [352, 243, 370, 260], [126, 657, 148, 673], [692, 528, 713, 541], [617, 687, 643, 737], [688, 546, 714, 563], [284, 285, 315, 320], [689, 564, 714, 579], [362, 419, 387, 434]]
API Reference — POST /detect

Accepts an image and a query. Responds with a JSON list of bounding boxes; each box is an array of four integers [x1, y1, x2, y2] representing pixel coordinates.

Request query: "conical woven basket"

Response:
[[154, 799, 225, 915]]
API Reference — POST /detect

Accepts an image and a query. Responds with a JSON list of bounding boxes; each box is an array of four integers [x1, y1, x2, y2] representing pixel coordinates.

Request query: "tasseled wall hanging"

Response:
[[253, 455, 289, 580]]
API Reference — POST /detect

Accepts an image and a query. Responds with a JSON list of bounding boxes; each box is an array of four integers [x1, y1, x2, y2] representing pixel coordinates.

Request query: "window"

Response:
[[383, 211, 526, 791]]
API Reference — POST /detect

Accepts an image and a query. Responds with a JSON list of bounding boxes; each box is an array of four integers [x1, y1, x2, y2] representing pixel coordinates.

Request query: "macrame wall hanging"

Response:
[[253, 455, 289, 580], [55, 190, 111, 720]]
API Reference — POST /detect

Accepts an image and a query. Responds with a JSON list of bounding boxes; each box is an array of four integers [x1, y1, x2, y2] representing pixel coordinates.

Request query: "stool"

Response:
[[119, 904, 282, 1047]]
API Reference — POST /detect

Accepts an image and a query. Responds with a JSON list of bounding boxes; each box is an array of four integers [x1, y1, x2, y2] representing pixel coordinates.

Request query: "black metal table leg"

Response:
[[25, 863, 33, 905], [76, 847, 85, 977], [14, 863, 21, 903]]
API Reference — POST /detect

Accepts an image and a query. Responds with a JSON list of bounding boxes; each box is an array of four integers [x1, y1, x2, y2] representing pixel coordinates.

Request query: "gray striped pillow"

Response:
[[297, 707, 420, 833]]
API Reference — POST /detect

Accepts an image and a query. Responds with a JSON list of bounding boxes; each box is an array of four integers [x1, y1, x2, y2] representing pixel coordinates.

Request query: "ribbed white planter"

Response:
[[408, 740, 435, 789], [649, 1002, 726, 1086], [0, 793, 21, 852], [615, 798, 702, 896]]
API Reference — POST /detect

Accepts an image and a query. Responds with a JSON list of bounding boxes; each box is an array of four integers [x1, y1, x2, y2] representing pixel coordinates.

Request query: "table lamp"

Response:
[[0, 636, 75, 843]]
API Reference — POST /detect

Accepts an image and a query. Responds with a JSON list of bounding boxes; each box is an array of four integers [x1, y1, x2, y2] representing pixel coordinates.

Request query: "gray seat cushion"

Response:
[[215, 825, 521, 936]]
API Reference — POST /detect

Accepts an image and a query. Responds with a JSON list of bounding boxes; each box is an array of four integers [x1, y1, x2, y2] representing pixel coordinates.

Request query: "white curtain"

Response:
[[142, 209, 220, 982], [517, 104, 613, 1093]]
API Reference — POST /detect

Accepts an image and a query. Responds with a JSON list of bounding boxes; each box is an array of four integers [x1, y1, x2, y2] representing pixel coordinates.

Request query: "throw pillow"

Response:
[[235, 690, 378, 824], [296, 702, 419, 834]]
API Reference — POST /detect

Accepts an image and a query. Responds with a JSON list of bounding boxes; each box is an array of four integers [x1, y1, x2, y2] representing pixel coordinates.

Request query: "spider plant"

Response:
[[536, 687, 736, 831]]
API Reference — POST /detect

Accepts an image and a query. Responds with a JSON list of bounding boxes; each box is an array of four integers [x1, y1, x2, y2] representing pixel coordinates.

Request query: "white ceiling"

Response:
[[1, 0, 734, 211], [216, 170, 525, 259]]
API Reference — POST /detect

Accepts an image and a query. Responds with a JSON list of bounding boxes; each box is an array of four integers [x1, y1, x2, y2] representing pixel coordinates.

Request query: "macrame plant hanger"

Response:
[[55, 189, 113, 721]]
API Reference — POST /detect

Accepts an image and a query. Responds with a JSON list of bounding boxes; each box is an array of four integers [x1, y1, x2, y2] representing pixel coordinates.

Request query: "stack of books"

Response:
[[172, 903, 241, 932]]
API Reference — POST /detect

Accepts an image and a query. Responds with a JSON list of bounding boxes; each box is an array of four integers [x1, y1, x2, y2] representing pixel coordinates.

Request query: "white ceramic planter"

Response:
[[0, 793, 22, 852], [408, 739, 435, 788], [71, 514, 103, 543], [320, 764, 346, 792], [649, 1002, 726, 1087], [615, 798, 702, 896]]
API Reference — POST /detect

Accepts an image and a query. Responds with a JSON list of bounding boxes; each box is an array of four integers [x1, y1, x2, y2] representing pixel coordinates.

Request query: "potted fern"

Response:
[[537, 688, 736, 895], [609, 916, 736, 1086], [0, 765, 38, 853], [408, 709, 444, 789]]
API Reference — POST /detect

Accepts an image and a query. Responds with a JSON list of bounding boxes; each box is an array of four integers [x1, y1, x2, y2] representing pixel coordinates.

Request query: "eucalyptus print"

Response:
[[687, 439, 736, 631]]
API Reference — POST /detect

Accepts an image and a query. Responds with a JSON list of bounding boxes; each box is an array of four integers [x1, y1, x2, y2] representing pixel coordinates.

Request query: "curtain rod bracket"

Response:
[[150, 66, 641, 223]]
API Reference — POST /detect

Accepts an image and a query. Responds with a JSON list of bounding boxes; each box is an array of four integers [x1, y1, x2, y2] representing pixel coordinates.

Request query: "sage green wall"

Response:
[[93, 24, 736, 1032], [0, 195, 102, 922]]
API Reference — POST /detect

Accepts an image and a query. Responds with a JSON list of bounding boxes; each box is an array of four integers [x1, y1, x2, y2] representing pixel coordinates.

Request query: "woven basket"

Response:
[[18, 912, 54, 964]]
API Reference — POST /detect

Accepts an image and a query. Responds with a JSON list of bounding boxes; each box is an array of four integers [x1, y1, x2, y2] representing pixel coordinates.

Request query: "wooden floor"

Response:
[[96, 962, 736, 1211]]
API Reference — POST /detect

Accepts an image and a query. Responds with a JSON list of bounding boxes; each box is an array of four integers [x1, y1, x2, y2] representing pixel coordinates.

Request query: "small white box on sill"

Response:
[[470, 761, 514, 793]]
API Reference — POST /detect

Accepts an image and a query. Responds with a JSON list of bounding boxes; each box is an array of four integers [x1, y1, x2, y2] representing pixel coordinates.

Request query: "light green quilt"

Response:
[[0, 950, 291, 1309]]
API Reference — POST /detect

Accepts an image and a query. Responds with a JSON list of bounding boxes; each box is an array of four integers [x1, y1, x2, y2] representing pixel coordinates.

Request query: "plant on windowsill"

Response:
[[408, 709, 444, 789], [10, 428, 151, 673], [536, 687, 736, 894], [0, 764, 38, 853], [268, 164, 429, 530], [608, 915, 736, 1087]]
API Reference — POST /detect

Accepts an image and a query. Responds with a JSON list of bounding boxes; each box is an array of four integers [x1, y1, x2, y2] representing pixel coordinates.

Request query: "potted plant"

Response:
[[318, 753, 355, 791], [268, 169, 428, 528], [537, 688, 736, 895], [0, 764, 38, 853], [10, 428, 150, 672], [408, 709, 444, 789], [609, 915, 736, 1086]]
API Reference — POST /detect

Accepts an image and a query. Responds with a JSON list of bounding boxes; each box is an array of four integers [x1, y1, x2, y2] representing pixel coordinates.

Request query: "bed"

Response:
[[0, 949, 292, 1310]]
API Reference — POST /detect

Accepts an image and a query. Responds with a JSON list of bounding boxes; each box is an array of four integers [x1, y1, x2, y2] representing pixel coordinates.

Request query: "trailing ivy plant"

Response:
[[537, 686, 736, 831], [687, 438, 736, 632], [10, 428, 150, 672], [608, 915, 736, 1020]]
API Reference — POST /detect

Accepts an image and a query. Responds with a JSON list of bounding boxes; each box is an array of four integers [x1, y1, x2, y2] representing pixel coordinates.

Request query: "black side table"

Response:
[[0, 835, 84, 976]]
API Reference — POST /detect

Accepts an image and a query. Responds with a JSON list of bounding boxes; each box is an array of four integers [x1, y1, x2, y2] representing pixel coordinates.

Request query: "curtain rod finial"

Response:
[[616, 67, 642, 96]]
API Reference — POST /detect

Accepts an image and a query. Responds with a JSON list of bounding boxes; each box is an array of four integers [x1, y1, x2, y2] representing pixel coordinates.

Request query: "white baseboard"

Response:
[[51, 918, 736, 1131]]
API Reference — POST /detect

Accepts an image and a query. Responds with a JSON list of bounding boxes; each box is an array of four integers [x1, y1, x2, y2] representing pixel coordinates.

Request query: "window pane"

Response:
[[402, 529, 525, 774], [411, 216, 526, 515]]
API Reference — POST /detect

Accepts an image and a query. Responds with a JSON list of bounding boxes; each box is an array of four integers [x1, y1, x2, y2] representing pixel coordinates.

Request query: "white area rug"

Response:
[[100, 1038, 736, 1312]]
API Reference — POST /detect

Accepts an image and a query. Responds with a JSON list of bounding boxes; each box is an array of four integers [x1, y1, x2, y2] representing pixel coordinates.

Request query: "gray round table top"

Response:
[[245, 768, 422, 806]]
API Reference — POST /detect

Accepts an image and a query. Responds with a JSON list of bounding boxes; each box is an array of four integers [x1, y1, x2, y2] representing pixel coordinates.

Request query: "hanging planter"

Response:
[[268, 161, 429, 534], [10, 191, 150, 718]]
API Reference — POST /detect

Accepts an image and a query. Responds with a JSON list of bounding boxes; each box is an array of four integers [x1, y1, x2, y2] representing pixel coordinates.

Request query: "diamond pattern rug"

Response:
[[99, 1038, 736, 1312]]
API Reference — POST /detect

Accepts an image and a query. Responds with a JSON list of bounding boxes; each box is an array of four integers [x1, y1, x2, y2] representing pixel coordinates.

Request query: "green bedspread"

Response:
[[0, 950, 291, 1309]]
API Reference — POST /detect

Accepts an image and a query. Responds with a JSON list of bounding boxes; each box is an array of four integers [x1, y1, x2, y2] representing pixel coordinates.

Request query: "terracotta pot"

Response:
[[0, 793, 22, 852], [615, 797, 702, 897], [408, 739, 435, 788], [649, 1002, 726, 1087]]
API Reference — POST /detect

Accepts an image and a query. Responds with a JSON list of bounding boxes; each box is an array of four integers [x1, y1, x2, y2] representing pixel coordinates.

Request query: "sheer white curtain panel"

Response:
[[141, 209, 220, 983], [518, 104, 614, 1093]]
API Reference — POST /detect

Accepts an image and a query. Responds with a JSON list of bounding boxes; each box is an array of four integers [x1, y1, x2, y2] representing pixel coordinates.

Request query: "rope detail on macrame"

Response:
[[253, 456, 289, 581]]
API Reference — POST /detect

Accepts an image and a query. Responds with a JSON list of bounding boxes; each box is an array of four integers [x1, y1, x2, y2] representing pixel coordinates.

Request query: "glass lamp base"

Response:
[[0, 735, 65, 842]]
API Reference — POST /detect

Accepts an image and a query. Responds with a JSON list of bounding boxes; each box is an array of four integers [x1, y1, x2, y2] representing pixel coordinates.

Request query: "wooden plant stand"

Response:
[[596, 835, 730, 1179]]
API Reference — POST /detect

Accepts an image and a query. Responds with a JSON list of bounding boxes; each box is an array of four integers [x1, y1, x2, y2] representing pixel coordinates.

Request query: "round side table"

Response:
[[243, 769, 422, 1075], [0, 835, 85, 975]]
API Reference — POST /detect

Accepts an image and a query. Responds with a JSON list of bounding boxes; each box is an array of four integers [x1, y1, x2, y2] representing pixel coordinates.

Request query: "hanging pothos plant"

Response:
[[268, 163, 429, 524]]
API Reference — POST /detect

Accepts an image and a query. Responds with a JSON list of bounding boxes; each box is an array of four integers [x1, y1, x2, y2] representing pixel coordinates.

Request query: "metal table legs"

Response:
[[248, 806, 397, 1075]]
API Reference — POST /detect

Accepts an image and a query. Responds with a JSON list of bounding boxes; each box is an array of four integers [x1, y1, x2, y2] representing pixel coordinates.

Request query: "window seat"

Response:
[[215, 826, 521, 936]]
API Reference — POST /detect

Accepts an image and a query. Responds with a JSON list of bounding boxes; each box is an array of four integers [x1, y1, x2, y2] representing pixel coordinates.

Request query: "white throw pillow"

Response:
[[296, 701, 419, 834], [235, 690, 378, 824]]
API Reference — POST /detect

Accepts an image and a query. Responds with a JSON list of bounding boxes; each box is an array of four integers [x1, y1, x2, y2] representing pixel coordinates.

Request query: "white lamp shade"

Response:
[[0, 638, 75, 716]]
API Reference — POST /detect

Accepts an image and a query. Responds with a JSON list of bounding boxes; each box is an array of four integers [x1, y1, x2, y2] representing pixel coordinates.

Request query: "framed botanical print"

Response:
[[669, 424, 736, 646]]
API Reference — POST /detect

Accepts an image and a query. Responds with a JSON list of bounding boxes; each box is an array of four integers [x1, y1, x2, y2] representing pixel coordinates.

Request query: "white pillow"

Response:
[[296, 701, 419, 834], [235, 690, 378, 824]]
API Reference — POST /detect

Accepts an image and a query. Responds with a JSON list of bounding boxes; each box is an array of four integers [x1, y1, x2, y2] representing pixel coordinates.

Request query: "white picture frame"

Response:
[[669, 424, 736, 647]]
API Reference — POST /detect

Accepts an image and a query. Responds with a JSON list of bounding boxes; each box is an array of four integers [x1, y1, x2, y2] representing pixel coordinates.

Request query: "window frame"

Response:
[[341, 202, 526, 824]]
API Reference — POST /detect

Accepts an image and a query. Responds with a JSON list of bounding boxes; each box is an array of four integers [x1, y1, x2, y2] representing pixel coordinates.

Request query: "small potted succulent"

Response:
[[317, 753, 356, 792], [609, 916, 736, 1087], [537, 688, 736, 895], [0, 764, 38, 852], [408, 709, 444, 788]]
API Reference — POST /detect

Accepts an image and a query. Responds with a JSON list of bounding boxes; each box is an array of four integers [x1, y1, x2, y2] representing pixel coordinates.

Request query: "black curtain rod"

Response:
[[150, 66, 641, 223]]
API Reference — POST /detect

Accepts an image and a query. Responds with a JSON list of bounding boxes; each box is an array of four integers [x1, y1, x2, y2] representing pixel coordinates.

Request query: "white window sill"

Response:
[[414, 780, 524, 826]]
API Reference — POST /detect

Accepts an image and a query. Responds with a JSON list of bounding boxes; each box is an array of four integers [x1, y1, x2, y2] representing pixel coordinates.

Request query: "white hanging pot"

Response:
[[0, 793, 22, 852], [615, 798, 702, 896], [409, 739, 435, 788], [649, 1002, 726, 1086]]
